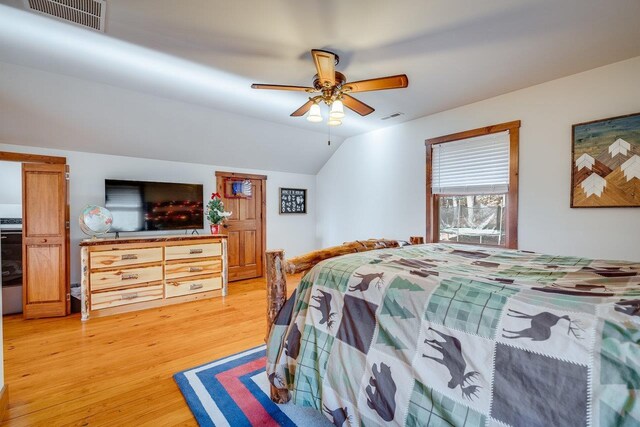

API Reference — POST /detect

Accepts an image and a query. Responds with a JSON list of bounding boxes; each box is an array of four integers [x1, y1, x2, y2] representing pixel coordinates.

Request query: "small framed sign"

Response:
[[280, 188, 307, 214]]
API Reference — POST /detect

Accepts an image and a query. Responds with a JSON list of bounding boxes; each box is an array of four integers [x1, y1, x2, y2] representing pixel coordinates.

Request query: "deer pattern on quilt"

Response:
[[423, 327, 481, 400], [349, 272, 385, 292], [502, 309, 584, 341]]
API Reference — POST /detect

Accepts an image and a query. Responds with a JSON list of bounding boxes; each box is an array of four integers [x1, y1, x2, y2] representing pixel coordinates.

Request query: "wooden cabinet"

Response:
[[80, 235, 227, 320]]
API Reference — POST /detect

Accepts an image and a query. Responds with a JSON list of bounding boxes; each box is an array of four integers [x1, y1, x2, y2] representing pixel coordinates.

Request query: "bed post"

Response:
[[410, 236, 425, 245], [266, 249, 288, 340], [265, 249, 291, 403]]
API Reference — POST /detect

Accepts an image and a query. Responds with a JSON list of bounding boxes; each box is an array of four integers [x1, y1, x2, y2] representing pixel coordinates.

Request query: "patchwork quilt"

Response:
[[266, 243, 640, 427]]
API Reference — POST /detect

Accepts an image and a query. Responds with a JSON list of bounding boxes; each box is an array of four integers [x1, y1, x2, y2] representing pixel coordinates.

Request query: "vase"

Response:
[[210, 224, 221, 234]]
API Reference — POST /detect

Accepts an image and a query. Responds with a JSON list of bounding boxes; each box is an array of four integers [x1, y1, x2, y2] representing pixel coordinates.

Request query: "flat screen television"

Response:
[[105, 179, 204, 232]]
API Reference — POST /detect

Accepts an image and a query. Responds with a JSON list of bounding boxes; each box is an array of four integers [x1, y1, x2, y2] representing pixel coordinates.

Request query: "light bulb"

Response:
[[307, 103, 323, 123], [329, 99, 345, 119], [327, 118, 342, 126]]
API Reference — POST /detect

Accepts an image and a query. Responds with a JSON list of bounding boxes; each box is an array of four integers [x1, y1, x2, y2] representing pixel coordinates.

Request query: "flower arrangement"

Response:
[[206, 193, 232, 231]]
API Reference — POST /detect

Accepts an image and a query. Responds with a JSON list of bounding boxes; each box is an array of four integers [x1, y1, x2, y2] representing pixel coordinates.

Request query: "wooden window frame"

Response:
[[425, 120, 520, 249]]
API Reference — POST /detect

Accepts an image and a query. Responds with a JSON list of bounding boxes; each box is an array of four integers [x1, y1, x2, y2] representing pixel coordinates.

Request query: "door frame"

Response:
[[0, 151, 70, 316], [215, 171, 267, 279]]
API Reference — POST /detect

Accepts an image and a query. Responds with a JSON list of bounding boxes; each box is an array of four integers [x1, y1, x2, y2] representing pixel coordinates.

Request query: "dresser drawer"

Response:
[[91, 284, 163, 310], [165, 259, 222, 280], [165, 243, 221, 261], [165, 276, 222, 298], [90, 265, 163, 291], [90, 247, 163, 270]]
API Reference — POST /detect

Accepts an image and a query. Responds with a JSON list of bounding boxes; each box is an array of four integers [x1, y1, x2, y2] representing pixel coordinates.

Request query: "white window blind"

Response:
[[432, 131, 510, 195]]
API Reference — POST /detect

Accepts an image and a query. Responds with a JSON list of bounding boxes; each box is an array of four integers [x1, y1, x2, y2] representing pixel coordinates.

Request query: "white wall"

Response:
[[0, 161, 22, 218], [317, 56, 640, 262], [0, 143, 319, 284]]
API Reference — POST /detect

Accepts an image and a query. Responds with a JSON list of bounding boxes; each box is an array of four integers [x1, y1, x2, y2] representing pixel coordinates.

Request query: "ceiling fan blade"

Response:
[[290, 99, 314, 117], [251, 84, 315, 92], [311, 49, 336, 87], [343, 74, 408, 93], [342, 94, 375, 116]]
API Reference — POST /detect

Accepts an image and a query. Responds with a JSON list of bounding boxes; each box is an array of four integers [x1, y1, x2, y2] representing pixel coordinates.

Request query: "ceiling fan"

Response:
[[251, 49, 409, 126]]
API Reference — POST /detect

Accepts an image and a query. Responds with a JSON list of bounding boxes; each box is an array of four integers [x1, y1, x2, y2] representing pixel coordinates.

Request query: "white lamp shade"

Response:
[[329, 100, 345, 119], [327, 118, 342, 126], [307, 103, 323, 122]]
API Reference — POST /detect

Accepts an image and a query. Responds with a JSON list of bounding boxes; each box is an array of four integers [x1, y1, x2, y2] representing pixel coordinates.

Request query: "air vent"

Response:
[[381, 112, 404, 121], [23, 0, 106, 32]]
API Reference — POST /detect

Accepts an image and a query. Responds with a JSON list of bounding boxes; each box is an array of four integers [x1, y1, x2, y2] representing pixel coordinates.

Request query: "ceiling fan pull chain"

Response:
[[328, 124, 331, 146]]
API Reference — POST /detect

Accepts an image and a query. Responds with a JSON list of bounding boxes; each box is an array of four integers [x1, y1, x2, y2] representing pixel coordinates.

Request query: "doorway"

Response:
[[0, 162, 22, 315], [0, 152, 70, 319], [215, 172, 266, 282]]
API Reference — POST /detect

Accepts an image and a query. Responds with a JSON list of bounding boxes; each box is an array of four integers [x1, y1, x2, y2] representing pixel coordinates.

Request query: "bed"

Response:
[[265, 241, 640, 427]]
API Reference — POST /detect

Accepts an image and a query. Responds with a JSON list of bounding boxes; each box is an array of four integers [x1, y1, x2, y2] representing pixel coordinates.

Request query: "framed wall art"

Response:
[[280, 188, 307, 214], [571, 112, 640, 208]]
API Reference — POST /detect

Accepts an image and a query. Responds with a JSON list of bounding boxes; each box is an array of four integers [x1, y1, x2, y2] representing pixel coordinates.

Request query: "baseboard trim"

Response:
[[0, 385, 8, 421]]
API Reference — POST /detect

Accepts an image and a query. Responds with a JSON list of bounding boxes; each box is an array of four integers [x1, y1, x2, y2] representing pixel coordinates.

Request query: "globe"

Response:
[[79, 205, 113, 238]]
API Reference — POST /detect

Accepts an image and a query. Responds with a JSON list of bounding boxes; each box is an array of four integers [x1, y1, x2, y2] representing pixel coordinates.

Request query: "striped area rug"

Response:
[[174, 345, 330, 426]]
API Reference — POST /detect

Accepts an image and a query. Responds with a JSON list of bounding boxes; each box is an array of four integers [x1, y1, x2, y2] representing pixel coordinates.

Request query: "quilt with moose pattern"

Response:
[[266, 243, 640, 427]]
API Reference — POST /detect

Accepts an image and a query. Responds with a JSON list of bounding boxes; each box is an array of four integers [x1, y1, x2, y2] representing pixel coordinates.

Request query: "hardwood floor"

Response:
[[1, 275, 299, 426]]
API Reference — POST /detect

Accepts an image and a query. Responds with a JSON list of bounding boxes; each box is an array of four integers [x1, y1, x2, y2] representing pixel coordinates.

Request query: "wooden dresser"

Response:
[[79, 235, 227, 320]]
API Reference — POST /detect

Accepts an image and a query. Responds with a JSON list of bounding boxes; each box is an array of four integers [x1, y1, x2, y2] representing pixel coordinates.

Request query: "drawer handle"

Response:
[[188, 267, 203, 272], [122, 273, 139, 280], [121, 293, 138, 300], [189, 248, 203, 254], [121, 254, 138, 260], [190, 283, 204, 290]]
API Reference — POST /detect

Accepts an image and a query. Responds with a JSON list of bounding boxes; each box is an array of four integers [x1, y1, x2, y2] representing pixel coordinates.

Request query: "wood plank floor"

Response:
[[1, 275, 299, 426]]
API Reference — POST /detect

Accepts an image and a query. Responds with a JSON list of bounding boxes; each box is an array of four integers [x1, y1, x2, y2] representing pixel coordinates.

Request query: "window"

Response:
[[425, 121, 520, 248]]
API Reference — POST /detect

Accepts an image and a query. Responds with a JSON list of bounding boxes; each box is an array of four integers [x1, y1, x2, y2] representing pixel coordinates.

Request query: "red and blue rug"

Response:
[[174, 345, 330, 427]]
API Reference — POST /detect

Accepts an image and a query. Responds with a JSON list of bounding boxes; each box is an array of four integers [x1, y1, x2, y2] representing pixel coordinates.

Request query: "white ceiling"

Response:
[[1, 0, 640, 173]]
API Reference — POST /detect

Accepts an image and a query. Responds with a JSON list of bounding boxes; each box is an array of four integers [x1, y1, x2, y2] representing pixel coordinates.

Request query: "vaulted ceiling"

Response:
[[1, 0, 639, 173]]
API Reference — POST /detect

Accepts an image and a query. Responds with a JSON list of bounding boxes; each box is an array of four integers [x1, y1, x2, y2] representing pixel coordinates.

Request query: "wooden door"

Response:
[[216, 172, 266, 282], [22, 163, 69, 318]]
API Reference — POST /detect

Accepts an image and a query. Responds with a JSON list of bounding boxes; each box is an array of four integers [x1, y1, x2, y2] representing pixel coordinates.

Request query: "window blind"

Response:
[[432, 131, 510, 195]]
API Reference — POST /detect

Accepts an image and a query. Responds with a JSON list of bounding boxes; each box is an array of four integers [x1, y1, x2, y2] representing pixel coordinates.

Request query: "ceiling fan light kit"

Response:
[[252, 49, 408, 127], [329, 99, 345, 119], [306, 103, 323, 122]]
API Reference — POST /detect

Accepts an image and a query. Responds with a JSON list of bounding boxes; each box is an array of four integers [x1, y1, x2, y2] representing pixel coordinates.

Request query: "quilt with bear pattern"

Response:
[[266, 243, 640, 427]]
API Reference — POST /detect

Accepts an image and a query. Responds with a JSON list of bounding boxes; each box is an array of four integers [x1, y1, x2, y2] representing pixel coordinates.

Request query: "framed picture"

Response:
[[280, 188, 307, 214], [571, 112, 640, 208]]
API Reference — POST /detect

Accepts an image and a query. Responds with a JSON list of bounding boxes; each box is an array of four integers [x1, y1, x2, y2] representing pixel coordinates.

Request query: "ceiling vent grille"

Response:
[[381, 112, 404, 121], [23, 0, 106, 32]]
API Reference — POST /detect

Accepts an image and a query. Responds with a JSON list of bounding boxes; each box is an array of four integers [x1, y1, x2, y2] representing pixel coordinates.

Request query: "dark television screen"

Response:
[[105, 179, 204, 232]]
